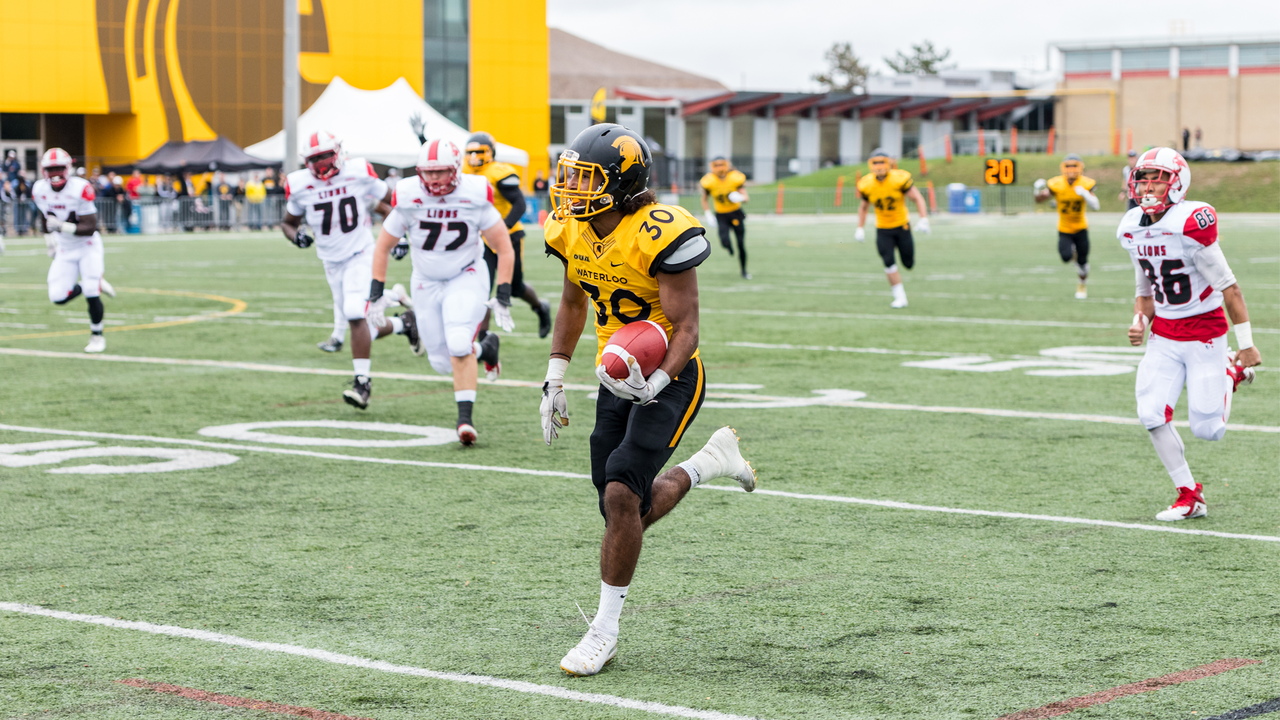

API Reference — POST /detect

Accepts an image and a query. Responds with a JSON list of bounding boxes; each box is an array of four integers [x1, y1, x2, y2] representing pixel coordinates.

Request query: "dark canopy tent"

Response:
[[111, 137, 279, 174]]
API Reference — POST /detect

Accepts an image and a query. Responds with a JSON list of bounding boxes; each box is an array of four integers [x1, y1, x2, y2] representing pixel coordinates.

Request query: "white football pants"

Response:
[[323, 248, 374, 322], [411, 262, 490, 376], [48, 238, 105, 302], [1135, 333, 1230, 441]]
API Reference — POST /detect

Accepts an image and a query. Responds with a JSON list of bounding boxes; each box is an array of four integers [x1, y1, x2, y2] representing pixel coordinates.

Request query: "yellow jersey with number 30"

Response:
[[1046, 174, 1096, 233], [857, 169, 914, 229], [545, 203, 707, 363], [700, 170, 747, 213]]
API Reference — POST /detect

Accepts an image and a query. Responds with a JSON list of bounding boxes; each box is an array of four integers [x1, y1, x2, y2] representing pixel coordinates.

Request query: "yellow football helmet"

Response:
[[710, 156, 730, 178], [465, 131, 496, 168], [868, 148, 892, 179], [1061, 153, 1083, 181]]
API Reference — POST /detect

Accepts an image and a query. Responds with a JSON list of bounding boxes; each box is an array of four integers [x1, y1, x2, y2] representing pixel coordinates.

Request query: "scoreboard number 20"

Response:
[[984, 158, 1017, 185]]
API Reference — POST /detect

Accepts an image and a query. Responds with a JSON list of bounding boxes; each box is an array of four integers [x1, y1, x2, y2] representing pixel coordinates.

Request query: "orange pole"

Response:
[[977, 128, 985, 156], [1047, 127, 1056, 155], [918, 145, 928, 176], [835, 175, 844, 207], [670, 182, 678, 194], [1126, 128, 1133, 153], [926, 180, 937, 214], [944, 134, 952, 163], [854, 169, 861, 186], [1112, 128, 1120, 156], [1011, 127, 1018, 154], [775, 183, 785, 214]]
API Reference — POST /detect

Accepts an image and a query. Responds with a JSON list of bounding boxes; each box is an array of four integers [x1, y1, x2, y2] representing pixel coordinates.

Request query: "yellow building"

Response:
[[0, 0, 548, 180]]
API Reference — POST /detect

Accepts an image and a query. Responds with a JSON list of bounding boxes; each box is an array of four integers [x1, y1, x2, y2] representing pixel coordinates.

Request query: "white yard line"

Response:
[[0, 603, 756, 720], [0, 348, 1275, 433], [702, 308, 1280, 334], [1, 422, 1277, 543]]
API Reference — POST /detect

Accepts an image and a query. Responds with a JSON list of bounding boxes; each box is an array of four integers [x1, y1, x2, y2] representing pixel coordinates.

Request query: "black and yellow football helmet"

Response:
[[551, 124, 651, 219], [465, 131, 496, 168]]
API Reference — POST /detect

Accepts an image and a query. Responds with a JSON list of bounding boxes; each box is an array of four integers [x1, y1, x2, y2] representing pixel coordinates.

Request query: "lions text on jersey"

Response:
[[285, 158, 388, 262], [383, 174, 503, 281], [1118, 201, 1227, 341], [32, 176, 99, 250]]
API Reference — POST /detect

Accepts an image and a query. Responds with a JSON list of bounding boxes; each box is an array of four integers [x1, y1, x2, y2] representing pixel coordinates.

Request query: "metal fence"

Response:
[[0, 196, 291, 235]]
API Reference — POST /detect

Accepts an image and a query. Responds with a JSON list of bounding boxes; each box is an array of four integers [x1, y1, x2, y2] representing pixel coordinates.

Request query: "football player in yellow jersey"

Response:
[[854, 148, 930, 308], [540, 124, 757, 677], [463, 132, 554, 337], [1034, 153, 1100, 299], [699, 157, 752, 279]]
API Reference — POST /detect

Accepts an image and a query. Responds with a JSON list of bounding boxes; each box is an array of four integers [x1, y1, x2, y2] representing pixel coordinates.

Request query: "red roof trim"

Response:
[[772, 95, 825, 118], [681, 91, 739, 117], [815, 96, 868, 118], [898, 97, 952, 120], [857, 96, 912, 118], [726, 93, 784, 118], [937, 99, 989, 121], [975, 100, 1028, 122]]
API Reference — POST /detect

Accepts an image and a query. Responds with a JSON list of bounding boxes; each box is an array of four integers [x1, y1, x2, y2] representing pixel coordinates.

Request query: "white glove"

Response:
[[540, 358, 569, 445], [486, 297, 515, 332], [854, 227, 866, 243], [365, 294, 390, 330], [1033, 178, 1047, 191], [703, 209, 716, 226], [595, 355, 671, 406], [916, 217, 931, 234], [728, 191, 745, 204], [44, 233, 58, 257]]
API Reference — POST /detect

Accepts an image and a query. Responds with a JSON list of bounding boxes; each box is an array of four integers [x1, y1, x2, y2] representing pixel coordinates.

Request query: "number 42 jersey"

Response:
[[383, 174, 503, 281], [1118, 201, 1228, 341], [285, 158, 388, 262]]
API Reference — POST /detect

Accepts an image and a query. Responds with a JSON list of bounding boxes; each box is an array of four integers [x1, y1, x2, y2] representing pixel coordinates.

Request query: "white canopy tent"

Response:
[[246, 76, 528, 169]]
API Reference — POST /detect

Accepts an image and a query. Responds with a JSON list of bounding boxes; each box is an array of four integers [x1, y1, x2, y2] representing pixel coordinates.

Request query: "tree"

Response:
[[884, 40, 955, 75], [812, 42, 872, 93]]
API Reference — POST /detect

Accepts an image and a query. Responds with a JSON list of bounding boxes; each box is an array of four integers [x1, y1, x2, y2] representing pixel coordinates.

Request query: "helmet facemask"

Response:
[[465, 144, 494, 168], [869, 156, 890, 180], [418, 166, 458, 196], [711, 158, 729, 178], [1130, 168, 1175, 215], [44, 165, 69, 191], [306, 150, 342, 181], [551, 150, 613, 219]]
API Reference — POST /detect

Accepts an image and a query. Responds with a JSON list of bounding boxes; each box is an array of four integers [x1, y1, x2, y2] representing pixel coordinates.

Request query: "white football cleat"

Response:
[[890, 297, 908, 309], [560, 625, 618, 677], [99, 278, 116, 298], [697, 426, 756, 492], [391, 283, 412, 308], [457, 423, 477, 446], [84, 334, 106, 353], [1155, 483, 1206, 522]]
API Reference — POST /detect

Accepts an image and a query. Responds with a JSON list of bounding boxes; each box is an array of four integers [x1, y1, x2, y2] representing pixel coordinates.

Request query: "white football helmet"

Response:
[[416, 139, 463, 196], [303, 131, 344, 180], [41, 148, 74, 191], [1129, 147, 1190, 215]]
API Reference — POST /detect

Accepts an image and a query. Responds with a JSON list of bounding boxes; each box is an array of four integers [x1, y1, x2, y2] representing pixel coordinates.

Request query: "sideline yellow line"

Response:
[[0, 285, 247, 341]]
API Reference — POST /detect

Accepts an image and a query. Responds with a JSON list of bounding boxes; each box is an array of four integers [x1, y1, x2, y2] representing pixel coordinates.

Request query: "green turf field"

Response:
[[1, 213, 1277, 720]]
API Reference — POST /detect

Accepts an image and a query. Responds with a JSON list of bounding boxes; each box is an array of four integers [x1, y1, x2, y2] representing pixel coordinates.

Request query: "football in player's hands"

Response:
[[599, 320, 668, 381], [1033, 179, 1047, 191], [728, 191, 745, 204]]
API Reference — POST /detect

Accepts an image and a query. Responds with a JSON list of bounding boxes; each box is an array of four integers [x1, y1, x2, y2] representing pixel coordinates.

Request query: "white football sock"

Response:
[[389, 316, 404, 334], [1077, 262, 1089, 280], [455, 389, 476, 403], [593, 581, 628, 637], [472, 340, 483, 356], [677, 459, 703, 487], [1149, 423, 1194, 489], [353, 358, 371, 377], [333, 306, 346, 341], [89, 322, 104, 333], [891, 283, 907, 302]]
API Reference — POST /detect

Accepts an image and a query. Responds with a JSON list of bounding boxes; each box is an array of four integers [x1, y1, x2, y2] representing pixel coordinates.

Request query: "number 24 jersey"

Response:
[[285, 159, 388, 262], [383, 174, 503, 281]]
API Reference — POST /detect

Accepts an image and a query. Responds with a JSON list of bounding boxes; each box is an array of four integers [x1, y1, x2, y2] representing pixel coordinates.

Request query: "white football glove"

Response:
[[486, 298, 515, 332], [1033, 178, 1047, 191], [854, 227, 866, 243], [703, 209, 716, 226], [365, 294, 390, 330], [728, 191, 745, 204], [595, 354, 671, 406], [44, 233, 58, 257], [916, 217, 931, 234], [540, 358, 570, 445]]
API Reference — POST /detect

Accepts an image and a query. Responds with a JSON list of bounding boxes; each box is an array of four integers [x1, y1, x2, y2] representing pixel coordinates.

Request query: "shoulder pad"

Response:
[[1181, 204, 1218, 246], [81, 183, 95, 201], [633, 204, 705, 276]]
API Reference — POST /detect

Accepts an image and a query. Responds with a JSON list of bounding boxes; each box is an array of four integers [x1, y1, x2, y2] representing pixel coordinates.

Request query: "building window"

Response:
[[1121, 47, 1170, 71], [1178, 45, 1229, 69], [1063, 50, 1111, 73], [1239, 43, 1280, 67], [423, 0, 469, 128], [550, 105, 566, 145], [0, 113, 41, 140]]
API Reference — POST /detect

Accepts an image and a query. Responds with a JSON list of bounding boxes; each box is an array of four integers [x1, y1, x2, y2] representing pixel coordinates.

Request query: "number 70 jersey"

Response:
[[383, 174, 503, 281], [285, 159, 388, 262], [1117, 201, 1222, 321]]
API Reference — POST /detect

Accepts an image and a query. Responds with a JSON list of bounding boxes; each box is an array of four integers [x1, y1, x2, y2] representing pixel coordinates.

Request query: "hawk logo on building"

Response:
[[612, 136, 645, 173]]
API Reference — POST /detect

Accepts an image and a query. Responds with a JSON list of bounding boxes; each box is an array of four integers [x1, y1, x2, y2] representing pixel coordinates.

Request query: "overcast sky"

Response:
[[547, 0, 1280, 91]]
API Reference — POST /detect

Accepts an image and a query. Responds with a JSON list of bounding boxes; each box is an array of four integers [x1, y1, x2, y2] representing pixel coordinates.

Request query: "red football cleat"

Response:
[[1155, 483, 1206, 522]]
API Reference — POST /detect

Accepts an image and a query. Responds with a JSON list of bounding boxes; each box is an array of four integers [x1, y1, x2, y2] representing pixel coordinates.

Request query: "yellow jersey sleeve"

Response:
[[699, 174, 714, 192], [544, 215, 570, 263], [1080, 175, 1097, 192], [616, 204, 707, 277], [892, 169, 914, 194]]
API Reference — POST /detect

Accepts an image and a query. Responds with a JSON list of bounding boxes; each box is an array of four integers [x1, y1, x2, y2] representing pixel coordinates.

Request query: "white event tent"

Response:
[[246, 76, 528, 169]]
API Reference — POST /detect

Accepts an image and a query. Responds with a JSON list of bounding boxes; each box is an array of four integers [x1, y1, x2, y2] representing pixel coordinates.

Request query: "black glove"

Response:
[[495, 282, 512, 308], [368, 279, 385, 303], [391, 240, 410, 260], [292, 226, 314, 248]]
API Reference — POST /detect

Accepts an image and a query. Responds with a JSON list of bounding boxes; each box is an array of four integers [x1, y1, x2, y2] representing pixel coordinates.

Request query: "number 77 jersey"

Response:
[[383, 174, 502, 281], [1118, 201, 1228, 340], [285, 158, 388, 262]]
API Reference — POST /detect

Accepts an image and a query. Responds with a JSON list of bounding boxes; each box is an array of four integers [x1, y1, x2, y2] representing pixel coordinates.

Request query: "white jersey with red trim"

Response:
[[285, 158, 388, 263], [31, 176, 100, 250], [383, 174, 502, 281]]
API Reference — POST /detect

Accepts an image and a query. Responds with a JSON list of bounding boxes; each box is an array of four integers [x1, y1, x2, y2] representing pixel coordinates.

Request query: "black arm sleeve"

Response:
[[497, 178, 526, 229]]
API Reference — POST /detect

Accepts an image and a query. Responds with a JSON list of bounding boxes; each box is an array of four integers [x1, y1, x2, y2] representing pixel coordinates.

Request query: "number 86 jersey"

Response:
[[1118, 201, 1229, 341], [285, 158, 388, 262], [383, 174, 502, 281]]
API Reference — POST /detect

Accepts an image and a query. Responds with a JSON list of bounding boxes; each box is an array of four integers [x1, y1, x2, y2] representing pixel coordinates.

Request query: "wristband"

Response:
[[495, 282, 512, 307], [368, 279, 385, 302], [1132, 313, 1145, 328], [649, 368, 671, 394], [59, 221, 77, 235], [546, 357, 569, 383], [1233, 322, 1254, 351]]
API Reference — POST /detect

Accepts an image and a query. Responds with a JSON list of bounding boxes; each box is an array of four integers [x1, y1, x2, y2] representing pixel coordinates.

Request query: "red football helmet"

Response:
[[304, 131, 344, 181], [41, 147, 74, 191], [1128, 147, 1191, 216], [416, 138, 463, 196]]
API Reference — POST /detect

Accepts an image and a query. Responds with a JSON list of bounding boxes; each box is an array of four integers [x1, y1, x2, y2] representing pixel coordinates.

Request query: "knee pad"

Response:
[[1137, 402, 1170, 430], [884, 264, 898, 274], [427, 352, 453, 376], [445, 325, 475, 357], [1190, 417, 1226, 442], [342, 296, 366, 322], [50, 284, 81, 304]]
